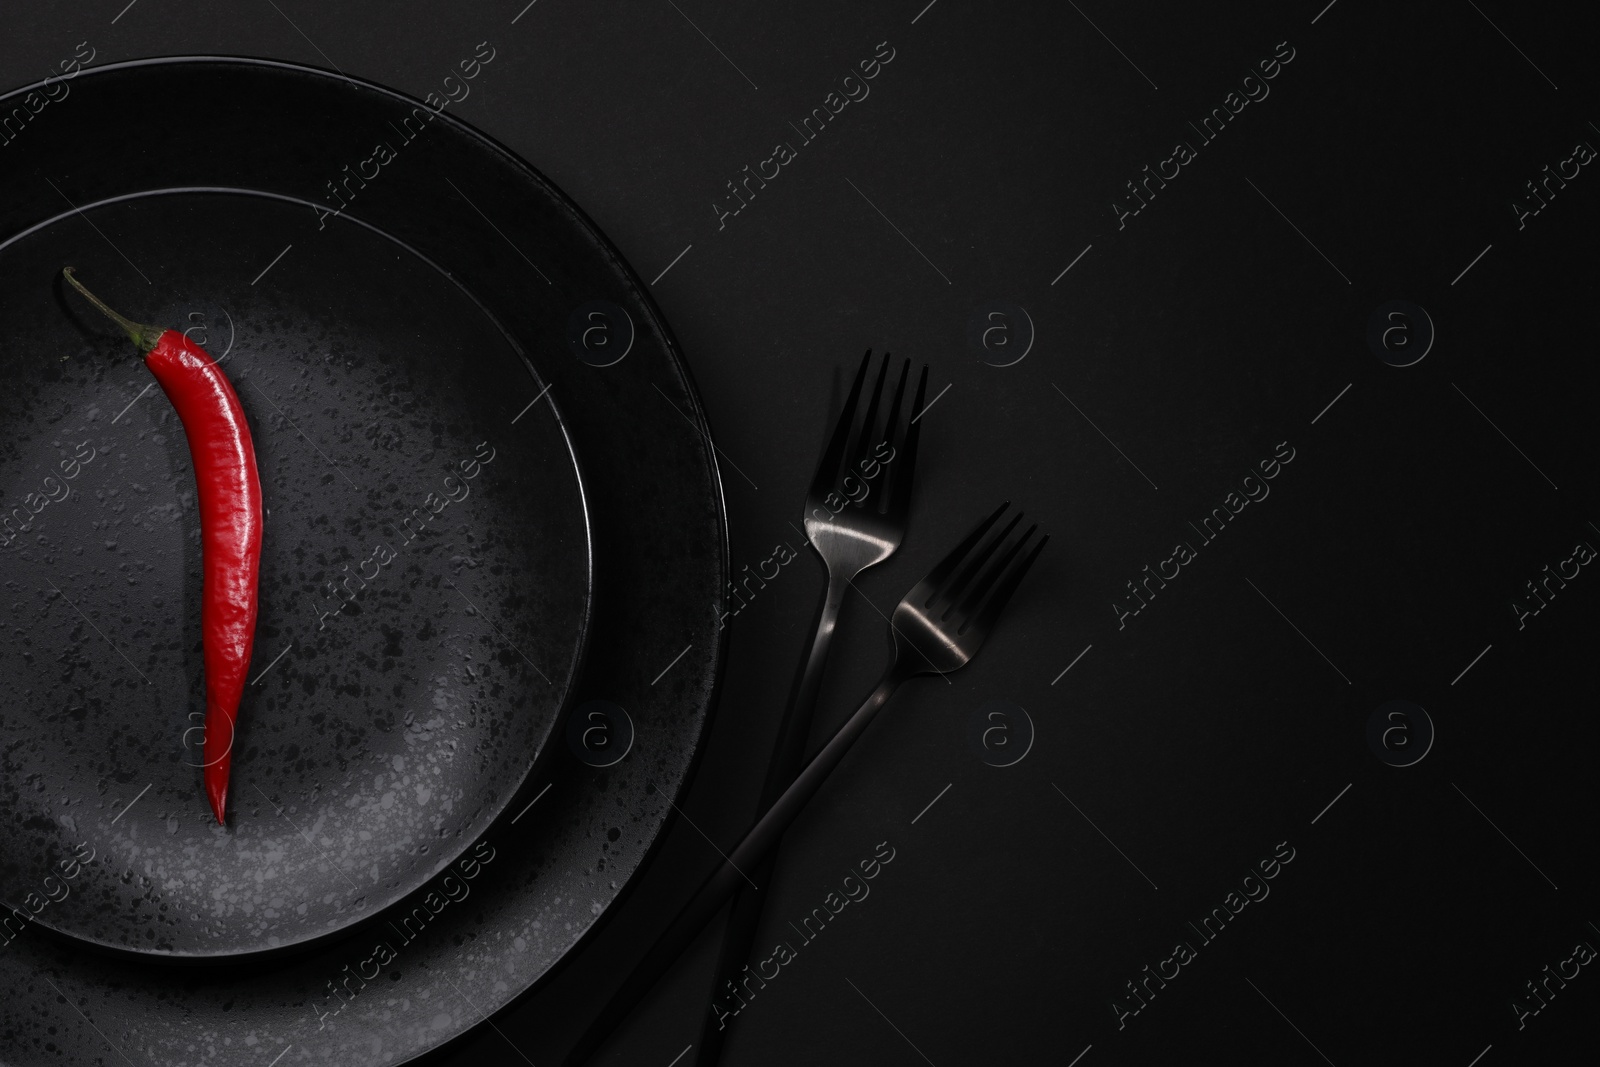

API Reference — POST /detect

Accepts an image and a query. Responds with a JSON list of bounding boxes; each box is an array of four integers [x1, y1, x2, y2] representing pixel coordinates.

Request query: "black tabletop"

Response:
[[3, 2, 1597, 1065]]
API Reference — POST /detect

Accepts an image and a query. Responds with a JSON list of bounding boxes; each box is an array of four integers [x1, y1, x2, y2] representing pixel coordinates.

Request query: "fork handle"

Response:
[[562, 664, 911, 1067], [692, 570, 849, 1064]]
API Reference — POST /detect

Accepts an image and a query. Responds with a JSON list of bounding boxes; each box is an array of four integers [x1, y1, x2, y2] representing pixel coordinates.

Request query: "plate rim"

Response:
[[0, 181, 601, 960]]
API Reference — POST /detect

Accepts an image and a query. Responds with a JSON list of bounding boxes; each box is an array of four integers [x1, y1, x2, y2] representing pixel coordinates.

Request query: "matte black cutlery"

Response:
[[694, 350, 926, 1065], [565, 502, 1045, 1065]]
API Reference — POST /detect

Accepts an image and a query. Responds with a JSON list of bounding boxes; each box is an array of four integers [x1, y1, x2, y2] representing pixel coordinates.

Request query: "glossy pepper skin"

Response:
[[63, 269, 262, 824]]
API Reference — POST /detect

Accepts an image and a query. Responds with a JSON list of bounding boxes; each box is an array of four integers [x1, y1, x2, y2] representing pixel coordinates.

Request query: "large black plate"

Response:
[[0, 57, 727, 1064]]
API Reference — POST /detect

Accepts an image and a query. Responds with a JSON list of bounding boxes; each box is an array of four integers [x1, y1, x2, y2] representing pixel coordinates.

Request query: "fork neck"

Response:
[[817, 567, 852, 638], [790, 568, 851, 702], [861, 659, 915, 716], [835, 665, 904, 746], [766, 569, 854, 804]]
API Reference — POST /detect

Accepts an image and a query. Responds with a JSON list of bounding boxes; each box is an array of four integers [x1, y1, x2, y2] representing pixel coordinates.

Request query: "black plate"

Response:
[[0, 56, 726, 1063], [0, 189, 594, 960]]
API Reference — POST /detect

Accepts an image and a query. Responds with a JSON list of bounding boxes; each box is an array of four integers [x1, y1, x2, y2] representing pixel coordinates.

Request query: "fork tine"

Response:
[[883, 361, 908, 457], [872, 359, 912, 513], [952, 521, 1036, 622], [914, 502, 1010, 608], [938, 511, 1023, 615], [879, 358, 911, 457], [880, 363, 926, 517], [810, 351, 872, 498], [847, 352, 892, 482], [963, 530, 1047, 638]]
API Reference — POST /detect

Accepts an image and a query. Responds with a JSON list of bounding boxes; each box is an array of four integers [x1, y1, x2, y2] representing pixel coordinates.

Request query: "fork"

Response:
[[695, 350, 925, 1064], [564, 502, 1046, 1066]]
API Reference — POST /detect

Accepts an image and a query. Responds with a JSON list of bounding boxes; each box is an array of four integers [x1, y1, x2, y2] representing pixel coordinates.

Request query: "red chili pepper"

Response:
[[64, 267, 262, 825]]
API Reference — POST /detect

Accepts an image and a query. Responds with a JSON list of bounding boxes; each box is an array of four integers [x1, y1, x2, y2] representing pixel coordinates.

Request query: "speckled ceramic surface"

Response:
[[0, 193, 594, 960], [0, 58, 726, 1065]]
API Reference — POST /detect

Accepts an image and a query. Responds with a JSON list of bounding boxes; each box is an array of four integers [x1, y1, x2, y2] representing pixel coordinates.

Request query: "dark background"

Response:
[[4, 1, 1598, 1064]]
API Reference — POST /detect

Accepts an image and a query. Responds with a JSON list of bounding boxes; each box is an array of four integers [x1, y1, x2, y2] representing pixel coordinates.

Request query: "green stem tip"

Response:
[[62, 267, 165, 353]]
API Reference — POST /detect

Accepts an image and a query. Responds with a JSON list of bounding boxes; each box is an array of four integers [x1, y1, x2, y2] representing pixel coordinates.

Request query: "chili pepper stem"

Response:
[[61, 267, 166, 353]]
